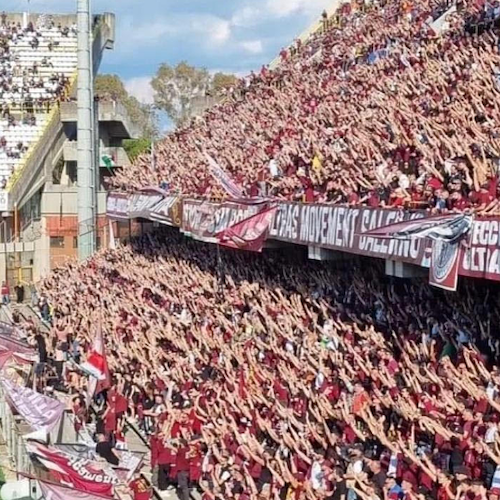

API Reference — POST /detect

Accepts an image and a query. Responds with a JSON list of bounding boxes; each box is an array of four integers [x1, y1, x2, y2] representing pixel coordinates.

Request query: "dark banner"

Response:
[[268, 203, 500, 282], [460, 218, 500, 281], [269, 204, 429, 264], [181, 200, 268, 242]]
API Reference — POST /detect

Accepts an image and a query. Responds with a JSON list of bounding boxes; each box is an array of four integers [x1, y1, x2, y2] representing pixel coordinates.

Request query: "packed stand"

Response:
[[25, 229, 500, 500], [112, 0, 500, 214], [0, 13, 75, 106], [0, 13, 76, 185]]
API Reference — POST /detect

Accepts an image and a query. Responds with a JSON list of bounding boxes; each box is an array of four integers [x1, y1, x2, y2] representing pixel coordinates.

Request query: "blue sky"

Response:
[[9, 0, 332, 105]]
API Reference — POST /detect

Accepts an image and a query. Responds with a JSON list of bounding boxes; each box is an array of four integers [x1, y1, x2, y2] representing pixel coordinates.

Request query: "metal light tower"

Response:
[[77, 0, 96, 260]]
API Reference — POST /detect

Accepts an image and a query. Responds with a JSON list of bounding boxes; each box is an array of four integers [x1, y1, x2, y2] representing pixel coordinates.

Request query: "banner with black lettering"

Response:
[[269, 204, 430, 265], [1, 378, 64, 432]]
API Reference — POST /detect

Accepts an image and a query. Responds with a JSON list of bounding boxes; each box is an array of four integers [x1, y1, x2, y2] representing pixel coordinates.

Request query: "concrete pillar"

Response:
[[77, 0, 96, 260]]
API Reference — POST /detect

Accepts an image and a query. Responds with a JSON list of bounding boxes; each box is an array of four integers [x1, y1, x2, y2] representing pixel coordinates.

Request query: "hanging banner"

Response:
[[149, 196, 182, 227], [128, 192, 164, 220], [269, 204, 430, 263], [363, 213, 473, 242], [106, 192, 500, 285], [26, 442, 118, 497], [0, 321, 21, 338], [106, 193, 130, 220], [182, 200, 267, 242], [1, 378, 65, 432], [0, 350, 34, 370], [460, 218, 500, 281], [0, 351, 33, 385], [217, 206, 278, 252]]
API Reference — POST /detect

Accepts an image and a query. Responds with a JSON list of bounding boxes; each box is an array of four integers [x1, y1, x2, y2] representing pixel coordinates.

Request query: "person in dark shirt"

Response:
[[368, 459, 387, 490], [96, 433, 120, 466], [14, 284, 24, 303], [33, 331, 48, 380], [34, 332, 47, 363]]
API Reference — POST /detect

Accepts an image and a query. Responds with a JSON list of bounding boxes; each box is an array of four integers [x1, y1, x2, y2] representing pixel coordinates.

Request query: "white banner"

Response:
[[1, 378, 65, 432]]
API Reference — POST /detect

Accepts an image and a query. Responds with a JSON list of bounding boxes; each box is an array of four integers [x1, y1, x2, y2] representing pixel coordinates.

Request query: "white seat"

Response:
[[0, 24, 77, 183]]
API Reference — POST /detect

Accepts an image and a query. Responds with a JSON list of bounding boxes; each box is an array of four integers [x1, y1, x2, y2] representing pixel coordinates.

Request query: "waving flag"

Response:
[[204, 153, 244, 199], [363, 214, 473, 242], [80, 351, 106, 380], [83, 320, 110, 402]]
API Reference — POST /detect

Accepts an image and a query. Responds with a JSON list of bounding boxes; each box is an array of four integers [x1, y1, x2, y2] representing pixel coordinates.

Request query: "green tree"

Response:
[[211, 72, 238, 93], [123, 137, 152, 163], [151, 62, 212, 127], [94, 74, 157, 139]]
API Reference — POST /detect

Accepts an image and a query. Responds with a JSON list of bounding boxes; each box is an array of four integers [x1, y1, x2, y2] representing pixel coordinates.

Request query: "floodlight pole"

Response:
[[77, 0, 96, 260]]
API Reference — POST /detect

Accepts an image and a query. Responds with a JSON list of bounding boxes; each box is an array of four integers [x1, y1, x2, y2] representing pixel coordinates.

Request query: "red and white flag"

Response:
[[83, 320, 111, 401], [81, 351, 106, 381], [216, 205, 278, 253]]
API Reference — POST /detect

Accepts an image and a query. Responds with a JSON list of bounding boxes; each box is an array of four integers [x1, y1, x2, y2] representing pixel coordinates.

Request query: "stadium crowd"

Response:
[[27, 229, 500, 500], [112, 0, 500, 213], [0, 16, 72, 107]]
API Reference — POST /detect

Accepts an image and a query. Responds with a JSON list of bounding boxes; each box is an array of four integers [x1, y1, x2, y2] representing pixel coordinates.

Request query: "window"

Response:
[[50, 236, 65, 248], [73, 236, 78, 249], [67, 162, 77, 186]]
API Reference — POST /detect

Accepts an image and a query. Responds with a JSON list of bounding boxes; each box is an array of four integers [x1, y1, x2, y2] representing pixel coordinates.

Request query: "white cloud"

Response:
[[240, 40, 263, 54], [122, 14, 231, 49], [202, 17, 231, 45], [125, 76, 154, 104], [231, 6, 262, 27]]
